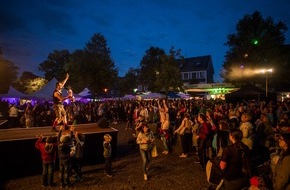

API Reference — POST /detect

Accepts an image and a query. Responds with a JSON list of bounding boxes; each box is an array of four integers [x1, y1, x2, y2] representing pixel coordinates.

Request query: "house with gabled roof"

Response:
[[179, 55, 214, 84]]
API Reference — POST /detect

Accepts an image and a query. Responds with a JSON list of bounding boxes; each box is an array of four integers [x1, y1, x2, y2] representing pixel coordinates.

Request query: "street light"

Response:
[[259, 68, 273, 97]]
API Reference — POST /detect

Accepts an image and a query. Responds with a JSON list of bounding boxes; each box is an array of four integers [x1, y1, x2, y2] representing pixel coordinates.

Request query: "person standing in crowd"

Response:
[[220, 128, 251, 190], [125, 102, 134, 130], [192, 116, 200, 153], [136, 123, 155, 181], [213, 120, 230, 157], [272, 132, 290, 190], [8, 103, 19, 128], [32, 101, 42, 127], [97, 103, 105, 121], [174, 110, 183, 132], [51, 73, 72, 132], [174, 112, 193, 158], [147, 105, 154, 124], [139, 104, 149, 122], [70, 130, 85, 182], [252, 113, 273, 166], [57, 125, 73, 188], [228, 109, 239, 130], [172, 110, 183, 146], [103, 134, 113, 177], [196, 113, 211, 169], [206, 108, 217, 160], [84, 102, 94, 123], [158, 99, 170, 155], [134, 115, 146, 137], [239, 112, 254, 150], [35, 135, 57, 187], [24, 102, 34, 128]]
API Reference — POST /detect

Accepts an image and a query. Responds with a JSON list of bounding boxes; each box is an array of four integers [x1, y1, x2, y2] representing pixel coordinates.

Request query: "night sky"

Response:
[[1, 0, 290, 82]]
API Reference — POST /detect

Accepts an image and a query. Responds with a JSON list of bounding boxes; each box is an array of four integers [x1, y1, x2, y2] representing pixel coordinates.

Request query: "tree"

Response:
[[39, 50, 71, 81], [221, 11, 288, 86], [118, 67, 139, 96], [0, 48, 19, 93], [139, 47, 166, 91], [154, 47, 183, 94], [274, 44, 290, 91], [67, 33, 118, 97], [65, 49, 88, 93], [139, 46, 183, 93], [14, 71, 46, 94]]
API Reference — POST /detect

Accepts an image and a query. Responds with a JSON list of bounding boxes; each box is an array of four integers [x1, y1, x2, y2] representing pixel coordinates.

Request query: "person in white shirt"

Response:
[[8, 103, 19, 128]]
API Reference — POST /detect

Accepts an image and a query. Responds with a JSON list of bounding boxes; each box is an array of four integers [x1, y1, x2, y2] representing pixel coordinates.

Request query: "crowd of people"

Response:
[[1, 96, 290, 189], [132, 98, 290, 190]]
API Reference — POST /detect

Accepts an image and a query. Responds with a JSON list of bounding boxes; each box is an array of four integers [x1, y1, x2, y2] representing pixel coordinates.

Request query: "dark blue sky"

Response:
[[1, 0, 290, 82]]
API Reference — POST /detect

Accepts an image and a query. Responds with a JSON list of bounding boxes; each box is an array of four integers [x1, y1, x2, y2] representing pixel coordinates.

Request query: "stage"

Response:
[[0, 123, 118, 180]]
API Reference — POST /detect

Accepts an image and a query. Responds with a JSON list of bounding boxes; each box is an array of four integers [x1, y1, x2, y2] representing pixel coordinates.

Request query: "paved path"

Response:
[[2, 122, 210, 190]]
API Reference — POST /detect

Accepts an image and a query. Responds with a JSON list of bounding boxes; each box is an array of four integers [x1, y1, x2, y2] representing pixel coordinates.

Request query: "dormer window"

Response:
[[195, 62, 201, 67]]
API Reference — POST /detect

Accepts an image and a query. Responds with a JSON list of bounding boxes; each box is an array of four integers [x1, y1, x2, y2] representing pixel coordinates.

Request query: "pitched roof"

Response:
[[78, 88, 91, 97], [0, 86, 27, 98], [179, 55, 212, 72], [29, 78, 58, 99]]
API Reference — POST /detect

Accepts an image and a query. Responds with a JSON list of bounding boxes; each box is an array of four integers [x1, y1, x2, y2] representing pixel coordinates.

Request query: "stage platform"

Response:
[[0, 123, 118, 180], [0, 123, 117, 141]]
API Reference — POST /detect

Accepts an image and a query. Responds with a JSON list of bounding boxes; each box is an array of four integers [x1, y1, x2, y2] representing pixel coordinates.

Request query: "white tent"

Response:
[[78, 88, 92, 97], [138, 92, 166, 100], [30, 78, 82, 100], [0, 86, 27, 98], [121, 94, 136, 100], [177, 92, 192, 99], [29, 78, 59, 99]]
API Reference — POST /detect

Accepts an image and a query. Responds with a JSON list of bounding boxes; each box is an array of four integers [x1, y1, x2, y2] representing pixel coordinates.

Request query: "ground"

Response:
[[2, 122, 210, 190]]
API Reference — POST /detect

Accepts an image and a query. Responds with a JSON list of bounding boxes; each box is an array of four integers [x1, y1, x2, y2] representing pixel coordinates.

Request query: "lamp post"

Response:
[[259, 68, 273, 97]]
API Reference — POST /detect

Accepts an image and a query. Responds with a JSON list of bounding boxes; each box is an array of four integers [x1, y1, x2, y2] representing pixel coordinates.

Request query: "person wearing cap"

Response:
[[136, 122, 155, 181], [273, 132, 290, 190], [35, 135, 57, 187]]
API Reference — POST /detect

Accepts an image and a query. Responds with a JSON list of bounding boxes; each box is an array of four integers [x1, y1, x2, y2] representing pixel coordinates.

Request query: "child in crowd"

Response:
[[58, 125, 73, 188], [103, 134, 113, 177], [70, 130, 85, 182], [35, 135, 57, 187]]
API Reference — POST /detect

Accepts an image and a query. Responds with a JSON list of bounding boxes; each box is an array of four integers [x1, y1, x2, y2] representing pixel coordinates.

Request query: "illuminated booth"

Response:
[[185, 83, 238, 100]]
